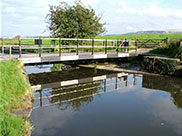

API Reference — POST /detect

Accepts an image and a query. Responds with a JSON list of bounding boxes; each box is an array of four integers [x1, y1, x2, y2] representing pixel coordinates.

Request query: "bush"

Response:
[[150, 39, 182, 59], [167, 40, 182, 58], [142, 56, 180, 75]]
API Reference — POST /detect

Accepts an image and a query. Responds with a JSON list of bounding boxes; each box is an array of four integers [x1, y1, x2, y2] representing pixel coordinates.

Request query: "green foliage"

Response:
[[46, 0, 106, 38], [150, 39, 182, 58], [51, 64, 63, 71], [142, 56, 180, 75], [94, 64, 97, 73], [167, 40, 182, 58]]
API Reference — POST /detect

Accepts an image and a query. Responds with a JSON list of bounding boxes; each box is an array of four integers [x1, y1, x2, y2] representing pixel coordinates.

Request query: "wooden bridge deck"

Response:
[[0, 48, 152, 64]]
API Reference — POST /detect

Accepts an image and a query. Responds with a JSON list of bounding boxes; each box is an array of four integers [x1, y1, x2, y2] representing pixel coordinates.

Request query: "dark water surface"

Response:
[[25, 64, 182, 136]]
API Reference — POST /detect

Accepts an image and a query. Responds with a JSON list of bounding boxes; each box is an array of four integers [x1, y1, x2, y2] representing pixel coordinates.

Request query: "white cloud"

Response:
[[4, 7, 15, 13], [126, 26, 134, 30], [24, 16, 40, 21], [117, 4, 182, 19], [149, 97, 182, 135], [82, 0, 100, 5]]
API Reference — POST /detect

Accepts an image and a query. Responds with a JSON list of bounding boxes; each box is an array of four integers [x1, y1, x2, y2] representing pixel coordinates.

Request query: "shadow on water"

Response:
[[25, 64, 182, 136]]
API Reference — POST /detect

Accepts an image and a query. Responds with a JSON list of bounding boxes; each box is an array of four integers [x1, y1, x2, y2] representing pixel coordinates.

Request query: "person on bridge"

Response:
[[124, 39, 129, 53]]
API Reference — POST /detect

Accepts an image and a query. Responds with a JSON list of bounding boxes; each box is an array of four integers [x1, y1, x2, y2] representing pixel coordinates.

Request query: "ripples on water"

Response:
[[25, 64, 182, 136]]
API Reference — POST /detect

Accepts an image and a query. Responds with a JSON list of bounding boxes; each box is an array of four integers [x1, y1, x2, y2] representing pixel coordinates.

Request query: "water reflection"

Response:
[[142, 75, 182, 108], [33, 73, 135, 111], [27, 66, 182, 136]]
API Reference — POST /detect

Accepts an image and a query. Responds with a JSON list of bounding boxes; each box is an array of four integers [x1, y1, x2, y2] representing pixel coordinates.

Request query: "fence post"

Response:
[[38, 38, 42, 57], [9, 45, 12, 59], [77, 39, 79, 55], [105, 40, 107, 54], [92, 39, 94, 55], [117, 40, 119, 54], [166, 37, 169, 45], [1, 39, 4, 56], [19, 39, 21, 58], [135, 39, 138, 56], [59, 38, 61, 56]]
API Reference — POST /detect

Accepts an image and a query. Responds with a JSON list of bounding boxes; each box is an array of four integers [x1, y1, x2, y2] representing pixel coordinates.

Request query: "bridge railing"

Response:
[[0, 37, 138, 58]]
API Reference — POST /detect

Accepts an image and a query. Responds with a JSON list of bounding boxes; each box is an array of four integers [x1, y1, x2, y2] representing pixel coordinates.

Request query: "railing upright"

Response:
[[1, 39, 4, 56], [19, 39, 21, 58], [59, 38, 62, 56], [92, 39, 94, 55], [77, 39, 79, 55], [105, 40, 107, 54], [117, 40, 119, 54], [135, 39, 138, 56], [38, 38, 42, 57]]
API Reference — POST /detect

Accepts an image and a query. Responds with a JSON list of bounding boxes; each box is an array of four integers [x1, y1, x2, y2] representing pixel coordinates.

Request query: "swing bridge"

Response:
[[0, 36, 168, 64]]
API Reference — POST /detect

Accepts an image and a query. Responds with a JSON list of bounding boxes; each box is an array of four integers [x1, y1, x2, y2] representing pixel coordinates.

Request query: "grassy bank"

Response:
[[0, 60, 33, 136]]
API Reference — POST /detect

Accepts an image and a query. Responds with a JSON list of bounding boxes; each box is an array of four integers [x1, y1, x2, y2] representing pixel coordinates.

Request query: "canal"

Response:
[[25, 64, 182, 136]]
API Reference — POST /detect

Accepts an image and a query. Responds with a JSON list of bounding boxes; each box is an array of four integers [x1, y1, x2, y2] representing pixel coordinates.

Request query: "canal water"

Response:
[[25, 64, 182, 136]]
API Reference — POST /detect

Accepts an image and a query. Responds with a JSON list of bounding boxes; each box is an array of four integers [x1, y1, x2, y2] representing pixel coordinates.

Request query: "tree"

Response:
[[46, 0, 106, 38]]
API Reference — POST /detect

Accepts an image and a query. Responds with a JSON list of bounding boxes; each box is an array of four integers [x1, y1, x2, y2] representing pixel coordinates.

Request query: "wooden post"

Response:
[[59, 38, 61, 56], [9, 45, 12, 59], [117, 40, 119, 54], [105, 40, 107, 54], [77, 39, 79, 55], [19, 39, 21, 58], [53, 40, 56, 52], [166, 37, 169, 45], [38, 38, 42, 57], [1, 39, 4, 56], [135, 39, 138, 56], [92, 39, 94, 55]]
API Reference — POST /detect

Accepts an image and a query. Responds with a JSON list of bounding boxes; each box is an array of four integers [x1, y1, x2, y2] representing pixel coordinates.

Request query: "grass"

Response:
[[2, 33, 182, 45], [96, 33, 182, 40], [0, 60, 32, 136]]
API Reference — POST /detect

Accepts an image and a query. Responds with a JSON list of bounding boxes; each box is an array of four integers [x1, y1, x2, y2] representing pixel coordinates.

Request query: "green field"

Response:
[[1, 33, 182, 45], [96, 33, 182, 40]]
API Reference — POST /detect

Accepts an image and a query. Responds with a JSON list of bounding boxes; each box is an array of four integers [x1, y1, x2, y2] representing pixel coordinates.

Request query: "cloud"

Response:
[[4, 7, 15, 13], [24, 16, 40, 21], [126, 26, 134, 30], [82, 0, 100, 5], [149, 97, 182, 135], [117, 3, 182, 19]]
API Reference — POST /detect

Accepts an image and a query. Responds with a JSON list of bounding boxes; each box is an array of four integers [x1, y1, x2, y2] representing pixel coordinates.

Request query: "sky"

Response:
[[1, 0, 182, 37]]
